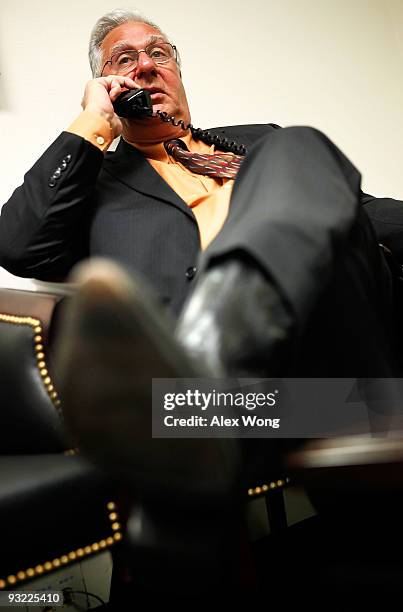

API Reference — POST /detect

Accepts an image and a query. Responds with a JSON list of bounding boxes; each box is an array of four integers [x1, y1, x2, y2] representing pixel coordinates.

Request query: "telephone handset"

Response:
[[112, 88, 153, 118], [112, 88, 247, 156]]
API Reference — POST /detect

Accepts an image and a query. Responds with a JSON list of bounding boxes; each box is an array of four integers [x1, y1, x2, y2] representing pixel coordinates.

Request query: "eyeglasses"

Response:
[[101, 42, 177, 76]]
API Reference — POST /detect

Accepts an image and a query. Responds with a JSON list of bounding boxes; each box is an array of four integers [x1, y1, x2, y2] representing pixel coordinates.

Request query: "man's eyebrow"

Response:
[[108, 35, 166, 56]]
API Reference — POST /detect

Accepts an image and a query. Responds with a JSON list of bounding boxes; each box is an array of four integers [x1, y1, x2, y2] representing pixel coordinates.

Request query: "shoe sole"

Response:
[[56, 259, 239, 503]]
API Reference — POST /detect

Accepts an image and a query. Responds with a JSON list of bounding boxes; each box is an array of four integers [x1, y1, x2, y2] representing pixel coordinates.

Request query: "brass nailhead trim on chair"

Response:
[[247, 477, 291, 498], [0, 314, 94, 460], [0, 502, 122, 589], [0, 316, 123, 589], [0, 314, 61, 415]]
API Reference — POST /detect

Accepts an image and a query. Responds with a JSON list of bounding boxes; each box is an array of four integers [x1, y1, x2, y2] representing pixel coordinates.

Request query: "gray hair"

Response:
[[89, 8, 180, 77]]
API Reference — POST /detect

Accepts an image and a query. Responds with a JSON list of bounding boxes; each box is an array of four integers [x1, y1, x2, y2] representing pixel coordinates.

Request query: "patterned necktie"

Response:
[[164, 139, 244, 179]]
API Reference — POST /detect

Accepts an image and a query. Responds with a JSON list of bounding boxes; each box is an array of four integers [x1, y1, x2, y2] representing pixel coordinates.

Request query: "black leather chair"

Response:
[[0, 288, 122, 591]]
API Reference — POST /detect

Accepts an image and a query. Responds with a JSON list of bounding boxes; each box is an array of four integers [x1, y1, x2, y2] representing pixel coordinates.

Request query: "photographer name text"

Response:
[[163, 414, 280, 429]]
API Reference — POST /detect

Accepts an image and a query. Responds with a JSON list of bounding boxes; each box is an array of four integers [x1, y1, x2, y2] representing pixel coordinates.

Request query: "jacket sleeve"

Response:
[[0, 132, 104, 280], [362, 192, 403, 262]]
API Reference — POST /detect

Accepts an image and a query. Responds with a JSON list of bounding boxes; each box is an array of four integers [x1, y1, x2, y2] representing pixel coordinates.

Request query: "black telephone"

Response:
[[113, 88, 153, 118]]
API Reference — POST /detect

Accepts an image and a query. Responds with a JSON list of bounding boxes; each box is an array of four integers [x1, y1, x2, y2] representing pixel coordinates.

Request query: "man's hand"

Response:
[[82, 76, 138, 138]]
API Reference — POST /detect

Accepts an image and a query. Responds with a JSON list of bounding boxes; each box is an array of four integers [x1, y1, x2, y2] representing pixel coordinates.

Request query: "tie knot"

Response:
[[164, 139, 189, 155], [163, 138, 244, 180]]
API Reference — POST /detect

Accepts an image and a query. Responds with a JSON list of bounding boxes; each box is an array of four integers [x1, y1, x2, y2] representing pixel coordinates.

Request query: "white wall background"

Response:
[[1, 0, 403, 289]]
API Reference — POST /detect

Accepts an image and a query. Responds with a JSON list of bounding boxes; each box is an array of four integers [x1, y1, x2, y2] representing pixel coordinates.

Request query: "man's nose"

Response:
[[135, 50, 157, 78]]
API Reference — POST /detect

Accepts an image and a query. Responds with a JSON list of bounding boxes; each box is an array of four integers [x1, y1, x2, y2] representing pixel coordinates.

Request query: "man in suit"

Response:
[[1, 7, 403, 598], [0, 4, 400, 474], [0, 6, 401, 442]]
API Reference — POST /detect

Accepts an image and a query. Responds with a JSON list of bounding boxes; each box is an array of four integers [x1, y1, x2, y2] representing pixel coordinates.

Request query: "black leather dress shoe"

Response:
[[176, 257, 295, 377], [54, 259, 240, 506]]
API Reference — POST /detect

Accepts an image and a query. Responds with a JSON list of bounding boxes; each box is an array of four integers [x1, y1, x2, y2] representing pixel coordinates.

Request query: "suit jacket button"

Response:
[[53, 168, 62, 178], [48, 178, 57, 187], [186, 266, 197, 280], [62, 154, 72, 164]]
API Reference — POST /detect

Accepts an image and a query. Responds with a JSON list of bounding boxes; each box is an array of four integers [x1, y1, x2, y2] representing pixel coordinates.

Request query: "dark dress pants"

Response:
[[201, 126, 399, 379]]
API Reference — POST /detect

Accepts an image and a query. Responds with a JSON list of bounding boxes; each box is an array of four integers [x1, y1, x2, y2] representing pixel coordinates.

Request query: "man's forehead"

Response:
[[101, 22, 164, 54], [108, 35, 166, 57]]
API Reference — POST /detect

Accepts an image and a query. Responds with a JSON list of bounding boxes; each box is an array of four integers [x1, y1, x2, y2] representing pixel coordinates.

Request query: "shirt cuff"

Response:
[[66, 109, 114, 152]]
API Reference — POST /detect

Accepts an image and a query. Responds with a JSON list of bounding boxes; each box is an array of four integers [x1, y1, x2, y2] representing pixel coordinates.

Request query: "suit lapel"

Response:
[[104, 138, 196, 221]]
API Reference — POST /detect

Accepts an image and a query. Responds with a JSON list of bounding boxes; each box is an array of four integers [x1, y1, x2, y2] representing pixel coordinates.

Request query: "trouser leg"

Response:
[[202, 126, 363, 326], [199, 126, 398, 377]]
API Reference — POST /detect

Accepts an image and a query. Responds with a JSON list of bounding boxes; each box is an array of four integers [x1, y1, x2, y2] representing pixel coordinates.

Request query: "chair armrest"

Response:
[[0, 454, 122, 589], [0, 288, 70, 453]]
